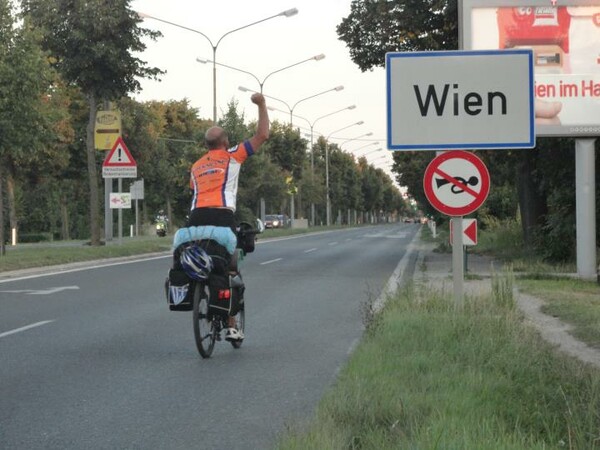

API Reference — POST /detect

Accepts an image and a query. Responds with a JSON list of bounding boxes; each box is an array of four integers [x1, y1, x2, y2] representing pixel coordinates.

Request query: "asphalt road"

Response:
[[0, 224, 420, 449]]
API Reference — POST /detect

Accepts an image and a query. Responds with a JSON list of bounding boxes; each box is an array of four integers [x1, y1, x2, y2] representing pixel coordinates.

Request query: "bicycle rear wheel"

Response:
[[192, 282, 216, 358], [230, 305, 245, 349]]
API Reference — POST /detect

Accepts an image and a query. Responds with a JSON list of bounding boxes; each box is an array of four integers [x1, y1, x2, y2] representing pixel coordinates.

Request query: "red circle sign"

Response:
[[423, 151, 490, 216]]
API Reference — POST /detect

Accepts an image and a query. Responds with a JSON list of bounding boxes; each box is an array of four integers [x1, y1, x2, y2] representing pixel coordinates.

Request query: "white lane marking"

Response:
[[345, 238, 352, 242], [261, 258, 283, 266], [371, 228, 421, 314], [304, 248, 317, 253], [328, 242, 338, 246], [363, 233, 409, 239], [0, 320, 54, 339], [1, 286, 80, 295]]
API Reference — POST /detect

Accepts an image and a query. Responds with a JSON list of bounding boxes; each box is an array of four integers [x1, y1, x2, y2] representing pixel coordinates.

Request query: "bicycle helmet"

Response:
[[180, 244, 213, 281]]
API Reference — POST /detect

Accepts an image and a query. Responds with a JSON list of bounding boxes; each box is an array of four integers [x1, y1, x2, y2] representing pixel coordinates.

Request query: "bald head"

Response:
[[205, 126, 228, 149]]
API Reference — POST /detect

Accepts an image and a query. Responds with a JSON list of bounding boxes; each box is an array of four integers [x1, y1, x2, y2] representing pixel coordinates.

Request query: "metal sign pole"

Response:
[[118, 178, 123, 245], [104, 179, 113, 241], [576, 138, 597, 280], [135, 198, 139, 237], [452, 216, 464, 307]]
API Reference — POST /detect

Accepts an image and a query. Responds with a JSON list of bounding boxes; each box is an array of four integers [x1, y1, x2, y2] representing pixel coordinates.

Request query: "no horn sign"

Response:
[[423, 150, 490, 216]]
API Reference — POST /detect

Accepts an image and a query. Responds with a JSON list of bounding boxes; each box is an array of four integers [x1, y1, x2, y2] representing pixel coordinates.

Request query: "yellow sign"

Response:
[[95, 110, 122, 150], [285, 176, 297, 195]]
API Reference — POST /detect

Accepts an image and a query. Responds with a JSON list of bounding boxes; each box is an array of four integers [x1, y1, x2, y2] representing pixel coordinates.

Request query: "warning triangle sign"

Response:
[[103, 137, 136, 167]]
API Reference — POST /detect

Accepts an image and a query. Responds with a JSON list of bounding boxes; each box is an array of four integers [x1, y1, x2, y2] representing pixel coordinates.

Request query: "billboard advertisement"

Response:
[[461, 0, 600, 137]]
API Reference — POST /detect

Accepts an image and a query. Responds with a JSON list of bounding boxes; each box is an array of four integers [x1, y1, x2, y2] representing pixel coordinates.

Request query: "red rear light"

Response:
[[218, 289, 231, 300]]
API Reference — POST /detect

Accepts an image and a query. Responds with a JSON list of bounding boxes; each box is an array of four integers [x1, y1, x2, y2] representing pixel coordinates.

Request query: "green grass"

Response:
[[0, 236, 172, 272], [277, 283, 600, 449], [519, 277, 600, 348]]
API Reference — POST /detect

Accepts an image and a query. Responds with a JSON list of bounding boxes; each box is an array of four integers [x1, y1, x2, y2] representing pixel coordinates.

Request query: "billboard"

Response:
[[461, 0, 600, 137]]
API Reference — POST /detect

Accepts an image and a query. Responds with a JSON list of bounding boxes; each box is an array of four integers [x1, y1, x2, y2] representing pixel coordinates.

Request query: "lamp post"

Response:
[[138, 8, 298, 123], [326, 121, 364, 226], [350, 141, 378, 154], [268, 104, 357, 225], [339, 132, 373, 151], [196, 54, 324, 93], [361, 147, 384, 157], [240, 85, 344, 125]]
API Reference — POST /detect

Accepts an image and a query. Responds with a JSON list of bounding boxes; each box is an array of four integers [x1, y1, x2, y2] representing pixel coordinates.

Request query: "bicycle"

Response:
[[189, 221, 262, 359]]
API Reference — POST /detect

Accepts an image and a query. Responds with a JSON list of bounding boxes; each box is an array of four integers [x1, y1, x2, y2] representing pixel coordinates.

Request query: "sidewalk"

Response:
[[413, 240, 600, 369]]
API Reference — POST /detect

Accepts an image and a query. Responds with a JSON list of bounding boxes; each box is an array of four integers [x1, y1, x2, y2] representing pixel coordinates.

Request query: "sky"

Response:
[[130, 0, 396, 184]]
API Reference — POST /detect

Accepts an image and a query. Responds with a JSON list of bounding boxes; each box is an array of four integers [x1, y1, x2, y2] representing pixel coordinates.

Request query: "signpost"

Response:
[[94, 110, 121, 151], [423, 150, 490, 305], [386, 49, 535, 150], [423, 150, 490, 216], [102, 137, 137, 244], [386, 47, 534, 302], [130, 180, 144, 237]]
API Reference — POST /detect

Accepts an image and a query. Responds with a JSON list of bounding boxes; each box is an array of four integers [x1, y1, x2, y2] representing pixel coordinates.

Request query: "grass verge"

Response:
[[0, 237, 173, 272], [277, 282, 600, 449]]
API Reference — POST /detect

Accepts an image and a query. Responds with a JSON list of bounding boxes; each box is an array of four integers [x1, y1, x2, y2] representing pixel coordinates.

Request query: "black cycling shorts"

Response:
[[188, 208, 236, 232]]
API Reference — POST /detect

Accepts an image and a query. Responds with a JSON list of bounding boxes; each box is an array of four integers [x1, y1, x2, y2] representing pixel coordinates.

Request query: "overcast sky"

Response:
[[130, 0, 396, 182]]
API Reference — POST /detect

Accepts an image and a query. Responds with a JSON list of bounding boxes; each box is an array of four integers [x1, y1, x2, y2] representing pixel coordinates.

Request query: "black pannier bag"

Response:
[[208, 273, 244, 316], [236, 222, 256, 253], [165, 268, 193, 311], [198, 239, 231, 274]]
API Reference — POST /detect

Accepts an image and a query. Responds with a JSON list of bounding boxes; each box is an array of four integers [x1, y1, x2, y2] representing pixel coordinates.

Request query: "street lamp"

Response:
[[362, 147, 383, 156], [325, 121, 364, 226], [268, 104, 357, 225], [197, 54, 324, 93], [350, 141, 378, 153], [138, 8, 298, 123], [339, 132, 373, 150], [240, 85, 344, 125]]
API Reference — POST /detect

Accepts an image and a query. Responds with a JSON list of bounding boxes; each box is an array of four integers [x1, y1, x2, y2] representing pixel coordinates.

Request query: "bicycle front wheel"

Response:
[[192, 282, 216, 358]]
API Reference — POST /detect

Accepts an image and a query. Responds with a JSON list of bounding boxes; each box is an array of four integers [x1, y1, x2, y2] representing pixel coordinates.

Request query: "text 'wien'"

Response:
[[414, 84, 508, 117]]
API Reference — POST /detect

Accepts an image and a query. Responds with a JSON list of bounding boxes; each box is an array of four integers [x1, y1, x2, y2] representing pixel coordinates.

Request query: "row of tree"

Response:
[[0, 0, 407, 251], [337, 0, 600, 262]]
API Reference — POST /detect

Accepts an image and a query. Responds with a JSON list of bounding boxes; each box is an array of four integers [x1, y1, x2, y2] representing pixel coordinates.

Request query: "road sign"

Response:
[[95, 110, 121, 150], [130, 179, 144, 200], [450, 218, 478, 246], [109, 193, 131, 209], [423, 150, 490, 216], [386, 49, 535, 150], [102, 137, 137, 178]]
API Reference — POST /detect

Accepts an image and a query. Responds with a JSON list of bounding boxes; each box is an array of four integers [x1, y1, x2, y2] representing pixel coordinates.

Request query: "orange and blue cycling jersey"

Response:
[[189, 140, 254, 212]]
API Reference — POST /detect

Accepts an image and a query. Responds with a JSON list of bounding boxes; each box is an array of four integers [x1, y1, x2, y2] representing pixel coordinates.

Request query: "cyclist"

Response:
[[186, 92, 269, 341]]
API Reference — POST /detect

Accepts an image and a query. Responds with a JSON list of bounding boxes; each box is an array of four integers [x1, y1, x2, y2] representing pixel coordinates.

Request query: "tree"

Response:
[[23, 0, 163, 245], [337, 0, 458, 72], [0, 0, 64, 250]]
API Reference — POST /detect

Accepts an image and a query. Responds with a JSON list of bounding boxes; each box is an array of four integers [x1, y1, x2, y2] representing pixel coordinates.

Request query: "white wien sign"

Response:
[[386, 49, 535, 150]]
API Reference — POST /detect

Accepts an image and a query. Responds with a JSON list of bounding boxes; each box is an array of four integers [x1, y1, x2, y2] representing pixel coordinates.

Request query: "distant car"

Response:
[[403, 217, 414, 223], [264, 214, 289, 229]]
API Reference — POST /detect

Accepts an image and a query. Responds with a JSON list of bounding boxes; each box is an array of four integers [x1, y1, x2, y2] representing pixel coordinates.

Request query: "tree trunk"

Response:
[[86, 94, 101, 245], [0, 164, 5, 255], [517, 150, 548, 249], [60, 191, 70, 240]]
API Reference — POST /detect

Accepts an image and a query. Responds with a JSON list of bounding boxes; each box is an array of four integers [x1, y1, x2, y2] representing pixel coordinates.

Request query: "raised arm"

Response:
[[248, 93, 269, 152]]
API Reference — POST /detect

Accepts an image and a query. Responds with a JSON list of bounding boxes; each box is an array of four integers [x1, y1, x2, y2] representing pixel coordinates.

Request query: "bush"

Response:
[[18, 232, 53, 243]]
